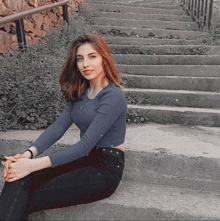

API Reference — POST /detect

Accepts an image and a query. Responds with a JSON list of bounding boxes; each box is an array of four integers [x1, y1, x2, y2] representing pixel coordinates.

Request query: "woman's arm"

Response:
[[1, 156, 51, 182], [22, 146, 38, 159]]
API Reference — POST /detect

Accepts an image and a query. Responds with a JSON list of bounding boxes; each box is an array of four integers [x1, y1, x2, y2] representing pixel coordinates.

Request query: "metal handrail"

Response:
[[180, 0, 214, 29], [0, 0, 69, 51]]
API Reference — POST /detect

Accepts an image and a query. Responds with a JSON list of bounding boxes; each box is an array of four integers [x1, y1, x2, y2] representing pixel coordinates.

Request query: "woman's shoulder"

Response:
[[99, 82, 126, 100], [97, 82, 127, 111]]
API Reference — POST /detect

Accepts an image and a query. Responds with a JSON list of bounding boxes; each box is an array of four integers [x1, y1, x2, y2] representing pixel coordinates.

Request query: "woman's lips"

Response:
[[83, 70, 93, 74]]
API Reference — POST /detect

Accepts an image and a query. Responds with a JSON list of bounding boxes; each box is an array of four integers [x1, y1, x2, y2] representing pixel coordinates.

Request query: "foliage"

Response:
[[0, 15, 92, 131]]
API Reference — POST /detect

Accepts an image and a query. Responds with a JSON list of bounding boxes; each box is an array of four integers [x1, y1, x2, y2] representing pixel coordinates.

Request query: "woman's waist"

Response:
[[90, 146, 124, 161]]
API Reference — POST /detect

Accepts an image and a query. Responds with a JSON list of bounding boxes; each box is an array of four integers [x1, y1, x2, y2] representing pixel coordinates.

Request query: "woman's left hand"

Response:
[[2, 158, 34, 182]]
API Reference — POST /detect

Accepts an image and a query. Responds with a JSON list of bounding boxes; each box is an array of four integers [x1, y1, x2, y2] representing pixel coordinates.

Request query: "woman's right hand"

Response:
[[1, 154, 27, 180]]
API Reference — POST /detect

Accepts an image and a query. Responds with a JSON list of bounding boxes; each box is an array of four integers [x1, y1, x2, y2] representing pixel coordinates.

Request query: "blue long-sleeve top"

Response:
[[32, 82, 127, 167]]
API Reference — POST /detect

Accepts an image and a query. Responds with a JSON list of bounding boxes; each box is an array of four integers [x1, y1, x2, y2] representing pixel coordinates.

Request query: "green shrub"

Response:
[[0, 15, 92, 131]]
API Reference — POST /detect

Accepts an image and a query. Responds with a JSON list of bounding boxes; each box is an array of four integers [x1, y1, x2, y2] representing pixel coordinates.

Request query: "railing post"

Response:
[[208, 0, 213, 29], [62, 4, 68, 23], [194, 0, 197, 17], [201, 0, 204, 16], [15, 18, 26, 51], [204, 0, 208, 26], [197, 0, 201, 19]]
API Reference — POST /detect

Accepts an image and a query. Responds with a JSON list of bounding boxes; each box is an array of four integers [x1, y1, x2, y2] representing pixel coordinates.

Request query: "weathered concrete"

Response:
[[28, 181, 220, 220], [117, 64, 220, 77], [2, 123, 220, 219], [128, 104, 220, 126], [92, 25, 208, 40], [122, 74, 220, 92], [90, 17, 198, 31], [109, 45, 220, 55], [113, 54, 220, 65], [2, 124, 220, 189], [88, 2, 187, 15], [103, 36, 200, 45], [124, 88, 220, 108], [92, 11, 193, 22], [88, 1, 182, 10]]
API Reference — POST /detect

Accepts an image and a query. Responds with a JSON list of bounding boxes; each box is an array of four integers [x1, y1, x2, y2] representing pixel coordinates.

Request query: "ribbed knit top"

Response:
[[32, 82, 127, 167]]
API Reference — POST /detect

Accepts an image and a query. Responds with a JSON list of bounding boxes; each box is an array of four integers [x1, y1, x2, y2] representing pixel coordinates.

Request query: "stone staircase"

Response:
[[86, 0, 220, 127], [2, 0, 220, 220]]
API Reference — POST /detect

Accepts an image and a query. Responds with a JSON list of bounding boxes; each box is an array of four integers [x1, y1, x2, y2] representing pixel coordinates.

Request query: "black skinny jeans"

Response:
[[0, 147, 124, 221]]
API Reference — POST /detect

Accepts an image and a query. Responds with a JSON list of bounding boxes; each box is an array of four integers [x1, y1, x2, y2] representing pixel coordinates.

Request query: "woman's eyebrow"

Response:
[[76, 52, 97, 57]]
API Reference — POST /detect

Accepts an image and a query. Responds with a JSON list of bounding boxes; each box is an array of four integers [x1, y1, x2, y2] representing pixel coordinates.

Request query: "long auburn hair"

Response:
[[59, 33, 122, 103]]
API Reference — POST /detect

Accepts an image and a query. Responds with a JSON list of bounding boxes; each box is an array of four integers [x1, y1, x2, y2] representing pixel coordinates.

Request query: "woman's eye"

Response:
[[77, 57, 83, 61], [90, 55, 96, 59]]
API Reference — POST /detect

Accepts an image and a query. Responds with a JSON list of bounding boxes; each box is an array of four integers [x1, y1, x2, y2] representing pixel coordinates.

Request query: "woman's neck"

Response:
[[88, 78, 109, 99]]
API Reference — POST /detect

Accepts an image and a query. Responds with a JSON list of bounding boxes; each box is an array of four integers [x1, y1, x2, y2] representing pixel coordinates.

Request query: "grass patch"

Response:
[[0, 14, 92, 131]]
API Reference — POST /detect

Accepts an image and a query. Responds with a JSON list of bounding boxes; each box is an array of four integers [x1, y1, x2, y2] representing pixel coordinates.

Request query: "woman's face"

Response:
[[76, 43, 105, 83]]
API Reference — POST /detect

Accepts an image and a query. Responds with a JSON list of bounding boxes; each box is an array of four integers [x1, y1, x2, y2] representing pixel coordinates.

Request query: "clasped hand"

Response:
[[1, 154, 32, 182]]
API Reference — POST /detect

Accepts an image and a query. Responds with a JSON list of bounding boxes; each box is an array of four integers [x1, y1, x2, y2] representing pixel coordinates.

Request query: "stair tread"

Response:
[[93, 11, 191, 18], [92, 24, 202, 33], [123, 88, 220, 95], [91, 16, 195, 25], [25, 180, 220, 220], [1, 123, 220, 159], [128, 103, 220, 113], [106, 180, 220, 219]]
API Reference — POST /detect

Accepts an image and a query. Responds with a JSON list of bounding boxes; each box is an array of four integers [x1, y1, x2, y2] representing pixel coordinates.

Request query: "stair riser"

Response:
[[113, 54, 220, 65], [128, 105, 220, 126], [90, 17, 198, 31], [89, 0, 175, 2], [124, 90, 220, 108], [92, 25, 207, 40], [90, 2, 182, 10], [117, 65, 220, 77], [104, 37, 199, 45], [122, 75, 220, 92], [110, 45, 214, 55], [28, 195, 201, 220], [2, 140, 220, 193], [92, 11, 192, 22], [89, 3, 186, 15], [123, 150, 220, 192]]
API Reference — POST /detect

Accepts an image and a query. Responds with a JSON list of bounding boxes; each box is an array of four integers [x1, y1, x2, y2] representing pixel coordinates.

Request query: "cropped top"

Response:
[[32, 82, 127, 167]]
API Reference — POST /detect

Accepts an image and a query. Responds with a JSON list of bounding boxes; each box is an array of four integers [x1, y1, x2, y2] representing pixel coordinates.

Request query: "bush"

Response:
[[0, 15, 92, 131]]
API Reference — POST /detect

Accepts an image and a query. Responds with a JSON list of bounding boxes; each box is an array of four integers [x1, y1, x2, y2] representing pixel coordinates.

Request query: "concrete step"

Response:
[[90, 17, 198, 31], [2, 124, 220, 219], [88, 0, 176, 2], [88, 3, 187, 15], [122, 74, 220, 92], [117, 65, 220, 77], [109, 44, 220, 55], [124, 88, 220, 108], [92, 11, 193, 22], [87, 1, 183, 10], [128, 104, 220, 126], [103, 36, 201, 45], [2, 124, 220, 192], [28, 180, 220, 220], [92, 25, 207, 40], [113, 54, 220, 65]]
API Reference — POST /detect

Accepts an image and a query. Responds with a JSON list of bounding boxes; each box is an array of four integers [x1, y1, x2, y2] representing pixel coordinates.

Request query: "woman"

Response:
[[0, 33, 127, 220]]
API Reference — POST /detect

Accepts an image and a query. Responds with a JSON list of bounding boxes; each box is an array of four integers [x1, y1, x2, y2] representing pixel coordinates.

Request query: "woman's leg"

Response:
[[0, 156, 90, 221], [0, 149, 124, 220]]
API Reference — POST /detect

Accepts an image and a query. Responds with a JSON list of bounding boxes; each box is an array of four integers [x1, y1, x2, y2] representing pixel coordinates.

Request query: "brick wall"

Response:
[[0, 0, 84, 54]]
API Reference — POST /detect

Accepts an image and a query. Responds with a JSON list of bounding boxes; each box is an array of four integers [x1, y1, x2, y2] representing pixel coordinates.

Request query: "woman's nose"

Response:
[[83, 58, 89, 67]]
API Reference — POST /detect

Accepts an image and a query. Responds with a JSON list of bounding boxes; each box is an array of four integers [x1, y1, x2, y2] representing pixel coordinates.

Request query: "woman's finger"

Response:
[[6, 177, 18, 182], [5, 156, 16, 161]]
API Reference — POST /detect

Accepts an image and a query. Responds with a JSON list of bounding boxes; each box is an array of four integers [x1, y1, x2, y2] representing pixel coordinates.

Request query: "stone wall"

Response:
[[0, 0, 84, 54]]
